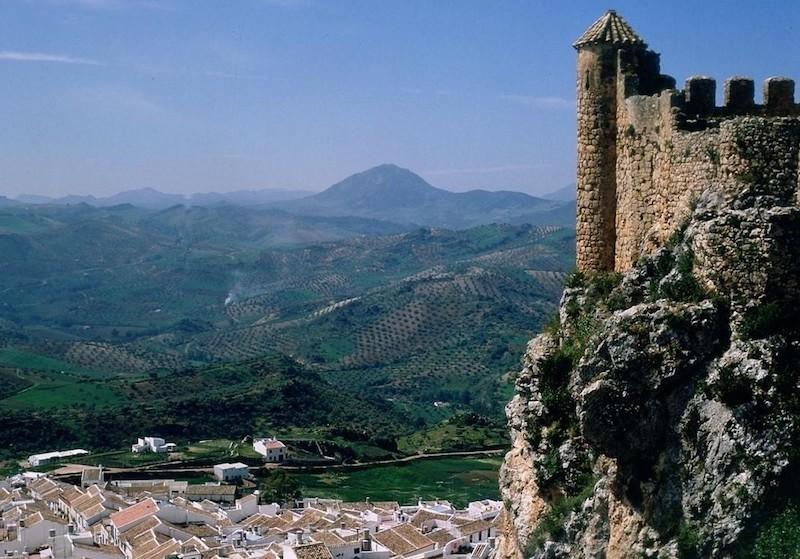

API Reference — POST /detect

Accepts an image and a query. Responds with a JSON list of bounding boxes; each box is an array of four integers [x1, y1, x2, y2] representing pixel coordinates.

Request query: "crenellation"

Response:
[[764, 76, 795, 114], [574, 10, 800, 272], [684, 76, 716, 117], [723, 76, 755, 113]]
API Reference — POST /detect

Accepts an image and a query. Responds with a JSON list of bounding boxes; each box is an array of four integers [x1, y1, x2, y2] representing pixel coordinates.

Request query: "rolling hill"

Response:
[[0, 353, 409, 460], [0, 202, 575, 458]]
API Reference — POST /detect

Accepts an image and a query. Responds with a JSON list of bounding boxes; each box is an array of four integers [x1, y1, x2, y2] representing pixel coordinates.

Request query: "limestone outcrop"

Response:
[[498, 180, 800, 558]]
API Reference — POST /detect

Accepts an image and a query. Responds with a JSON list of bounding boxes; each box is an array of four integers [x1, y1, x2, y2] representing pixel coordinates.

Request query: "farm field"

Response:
[[396, 415, 507, 454], [183, 439, 263, 462], [0, 348, 104, 377], [0, 370, 123, 410], [0, 203, 574, 461], [68, 439, 264, 469], [71, 449, 169, 469], [286, 456, 503, 507]]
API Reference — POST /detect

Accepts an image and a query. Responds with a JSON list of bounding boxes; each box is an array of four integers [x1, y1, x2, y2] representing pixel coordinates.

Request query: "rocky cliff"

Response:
[[498, 180, 800, 558]]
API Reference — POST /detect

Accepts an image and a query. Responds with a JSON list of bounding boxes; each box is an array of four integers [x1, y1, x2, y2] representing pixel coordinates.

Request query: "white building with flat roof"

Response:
[[213, 463, 250, 482], [28, 449, 89, 467]]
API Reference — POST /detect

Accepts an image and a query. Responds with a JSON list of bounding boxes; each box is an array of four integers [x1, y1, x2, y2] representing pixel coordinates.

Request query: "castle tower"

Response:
[[573, 11, 646, 272]]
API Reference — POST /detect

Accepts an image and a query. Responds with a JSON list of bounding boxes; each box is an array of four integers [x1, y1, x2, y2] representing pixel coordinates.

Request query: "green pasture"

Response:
[[0, 370, 122, 410], [287, 456, 502, 507], [0, 348, 106, 377]]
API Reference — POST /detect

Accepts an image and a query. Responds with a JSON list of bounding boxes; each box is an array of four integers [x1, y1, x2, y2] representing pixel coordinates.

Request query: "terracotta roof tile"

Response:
[[73, 542, 124, 557], [111, 499, 159, 530], [410, 510, 449, 528], [138, 538, 181, 559], [457, 519, 494, 535], [309, 531, 347, 547], [426, 529, 456, 548], [184, 485, 237, 497], [373, 524, 434, 557], [292, 542, 333, 559], [121, 517, 162, 543], [573, 10, 645, 49]]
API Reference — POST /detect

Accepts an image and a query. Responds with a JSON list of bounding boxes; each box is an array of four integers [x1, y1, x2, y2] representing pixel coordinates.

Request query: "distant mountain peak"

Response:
[[319, 164, 438, 203], [368, 163, 406, 172], [118, 187, 173, 196], [343, 163, 431, 185], [274, 164, 575, 229]]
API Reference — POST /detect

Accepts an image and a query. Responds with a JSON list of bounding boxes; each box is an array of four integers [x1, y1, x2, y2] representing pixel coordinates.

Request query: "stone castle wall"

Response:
[[577, 44, 800, 272]]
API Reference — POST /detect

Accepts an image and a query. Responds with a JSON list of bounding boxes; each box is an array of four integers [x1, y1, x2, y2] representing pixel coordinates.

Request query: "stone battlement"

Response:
[[574, 11, 800, 272], [643, 75, 798, 122]]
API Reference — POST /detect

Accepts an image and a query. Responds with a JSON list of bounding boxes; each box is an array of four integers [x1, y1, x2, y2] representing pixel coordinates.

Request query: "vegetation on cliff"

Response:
[[500, 185, 800, 558]]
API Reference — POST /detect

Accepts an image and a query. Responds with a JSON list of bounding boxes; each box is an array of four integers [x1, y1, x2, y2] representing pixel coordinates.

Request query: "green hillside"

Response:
[[0, 204, 574, 460], [0, 354, 408, 459]]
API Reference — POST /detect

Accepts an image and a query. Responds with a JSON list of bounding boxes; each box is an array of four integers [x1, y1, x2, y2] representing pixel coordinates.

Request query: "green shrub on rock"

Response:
[[751, 504, 800, 559]]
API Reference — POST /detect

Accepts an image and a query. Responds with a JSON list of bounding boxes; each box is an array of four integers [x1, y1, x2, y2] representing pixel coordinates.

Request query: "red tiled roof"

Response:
[[110, 498, 159, 529]]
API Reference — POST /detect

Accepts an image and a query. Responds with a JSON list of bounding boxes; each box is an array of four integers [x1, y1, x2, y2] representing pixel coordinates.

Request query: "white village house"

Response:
[[28, 449, 90, 467], [131, 437, 176, 454], [253, 438, 287, 462], [213, 463, 250, 483], [1, 468, 503, 559]]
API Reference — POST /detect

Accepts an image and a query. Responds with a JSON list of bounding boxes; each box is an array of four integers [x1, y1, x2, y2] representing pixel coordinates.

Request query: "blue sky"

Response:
[[1, 0, 798, 197]]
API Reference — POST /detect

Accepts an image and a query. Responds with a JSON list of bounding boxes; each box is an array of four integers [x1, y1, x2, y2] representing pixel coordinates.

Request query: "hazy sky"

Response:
[[1, 0, 798, 197]]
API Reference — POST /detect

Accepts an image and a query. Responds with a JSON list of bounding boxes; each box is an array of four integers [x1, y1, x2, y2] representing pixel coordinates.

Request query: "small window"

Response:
[[585, 71, 591, 90]]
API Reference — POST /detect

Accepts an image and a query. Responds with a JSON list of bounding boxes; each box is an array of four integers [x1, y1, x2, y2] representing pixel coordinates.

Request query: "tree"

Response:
[[257, 470, 302, 505]]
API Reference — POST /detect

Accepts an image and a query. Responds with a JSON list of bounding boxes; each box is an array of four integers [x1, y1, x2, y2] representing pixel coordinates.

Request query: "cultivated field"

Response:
[[288, 456, 503, 507], [0, 207, 574, 461]]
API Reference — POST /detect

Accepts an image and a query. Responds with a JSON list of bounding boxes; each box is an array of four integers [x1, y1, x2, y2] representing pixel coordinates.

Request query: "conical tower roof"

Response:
[[573, 10, 646, 50]]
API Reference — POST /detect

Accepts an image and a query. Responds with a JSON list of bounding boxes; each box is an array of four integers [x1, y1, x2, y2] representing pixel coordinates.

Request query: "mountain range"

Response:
[[541, 183, 576, 201], [273, 164, 574, 229], [8, 164, 575, 229], [15, 187, 315, 209]]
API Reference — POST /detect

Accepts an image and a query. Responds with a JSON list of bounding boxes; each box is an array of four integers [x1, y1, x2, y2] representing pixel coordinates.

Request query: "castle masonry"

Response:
[[574, 10, 800, 272]]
